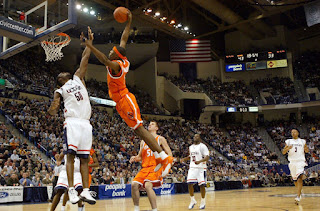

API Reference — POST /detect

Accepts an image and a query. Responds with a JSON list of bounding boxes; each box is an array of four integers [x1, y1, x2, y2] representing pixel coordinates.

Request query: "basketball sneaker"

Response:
[[294, 195, 301, 205], [155, 156, 174, 177], [200, 198, 206, 209], [68, 187, 80, 204], [80, 188, 96, 205], [188, 199, 197, 210]]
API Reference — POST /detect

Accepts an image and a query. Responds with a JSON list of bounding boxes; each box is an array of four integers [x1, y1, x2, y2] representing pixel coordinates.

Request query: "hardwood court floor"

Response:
[[1, 186, 320, 211]]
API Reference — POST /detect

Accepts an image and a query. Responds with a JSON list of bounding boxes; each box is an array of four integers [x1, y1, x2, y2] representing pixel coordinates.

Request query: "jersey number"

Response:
[[147, 149, 153, 157], [74, 92, 83, 101], [192, 156, 196, 162]]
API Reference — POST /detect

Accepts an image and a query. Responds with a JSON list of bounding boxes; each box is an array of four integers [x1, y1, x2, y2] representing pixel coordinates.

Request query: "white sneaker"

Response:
[[294, 195, 301, 205], [80, 189, 96, 205], [68, 188, 80, 204], [200, 200, 206, 209], [188, 200, 197, 209]]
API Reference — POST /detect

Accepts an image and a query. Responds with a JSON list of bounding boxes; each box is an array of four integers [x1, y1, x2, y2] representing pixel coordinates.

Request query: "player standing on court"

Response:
[[130, 121, 172, 211], [48, 28, 95, 204], [81, 9, 173, 177], [282, 129, 309, 205], [180, 134, 209, 210]]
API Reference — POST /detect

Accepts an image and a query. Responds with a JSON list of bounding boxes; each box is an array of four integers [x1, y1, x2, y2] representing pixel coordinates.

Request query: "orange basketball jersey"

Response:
[[141, 136, 160, 168], [107, 58, 130, 102]]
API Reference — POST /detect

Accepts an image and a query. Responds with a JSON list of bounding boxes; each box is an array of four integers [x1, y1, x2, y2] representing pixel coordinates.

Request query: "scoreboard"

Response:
[[226, 107, 259, 113], [225, 50, 287, 63]]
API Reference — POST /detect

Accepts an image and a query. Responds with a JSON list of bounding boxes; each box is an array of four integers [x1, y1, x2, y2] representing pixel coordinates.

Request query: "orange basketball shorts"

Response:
[[133, 166, 163, 188], [116, 92, 143, 130]]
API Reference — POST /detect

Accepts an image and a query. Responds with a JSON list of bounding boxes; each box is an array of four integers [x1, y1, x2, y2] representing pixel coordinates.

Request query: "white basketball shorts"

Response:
[[288, 161, 307, 181], [63, 117, 92, 158], [55, 169, 83, 191], [187, 168, 207, 186]]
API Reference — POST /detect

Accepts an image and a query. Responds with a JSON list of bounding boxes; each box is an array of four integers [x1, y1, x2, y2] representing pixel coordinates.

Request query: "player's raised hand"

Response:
[[127, 9, 132, 21], [288, 145, 293, 150], [80, 26, 94, 46], [87, 26, 94, 42]]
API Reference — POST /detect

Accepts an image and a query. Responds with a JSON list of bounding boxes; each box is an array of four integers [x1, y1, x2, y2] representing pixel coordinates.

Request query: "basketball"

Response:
[[114, 7, 129, 23]]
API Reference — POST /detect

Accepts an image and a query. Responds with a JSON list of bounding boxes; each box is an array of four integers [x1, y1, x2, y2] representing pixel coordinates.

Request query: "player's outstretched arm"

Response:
[[180, 156, 190, 163], [75, 27, 92, 81], [81, 27, 120, 72], [282, 144, 292, 155], [194, 155, 209, 165], [120, 10, 132, 49], [48, 92, 62, 116]]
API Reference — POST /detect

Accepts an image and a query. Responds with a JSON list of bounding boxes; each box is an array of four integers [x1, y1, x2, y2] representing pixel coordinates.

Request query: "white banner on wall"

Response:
[[0, 187, 23, 203]]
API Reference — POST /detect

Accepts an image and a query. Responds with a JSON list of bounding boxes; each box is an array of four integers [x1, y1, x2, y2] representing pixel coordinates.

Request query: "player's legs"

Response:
[[198, 169, 207, 209], [199, 185, 206, 209], [66, 153, 75, 188], [80, 158, 89, 189], [145, 182, 157, 210], [188, 183, 195, 197], [296, 175, 303, 197], [131, 182, 141, 211], [50, 189, 65, 211], [118, 93, 172, 176]]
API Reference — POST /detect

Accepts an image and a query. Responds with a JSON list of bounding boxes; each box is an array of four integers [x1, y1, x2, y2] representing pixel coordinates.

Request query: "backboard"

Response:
[[0, 0, 77, 60]]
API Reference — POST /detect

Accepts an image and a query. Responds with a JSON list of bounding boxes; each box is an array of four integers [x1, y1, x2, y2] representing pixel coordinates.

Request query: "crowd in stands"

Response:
[[163, 74, 204, 93], [251, 77, 298, 104], [201, 77, 256, 106], [294, 51, 320, 92], [0, 121, 55, 187]]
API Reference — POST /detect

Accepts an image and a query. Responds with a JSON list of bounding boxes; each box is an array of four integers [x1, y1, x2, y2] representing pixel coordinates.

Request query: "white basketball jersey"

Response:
[[285, 138, 306, 162], [55, 75, 91, 120], [189, 143, 209, 169]]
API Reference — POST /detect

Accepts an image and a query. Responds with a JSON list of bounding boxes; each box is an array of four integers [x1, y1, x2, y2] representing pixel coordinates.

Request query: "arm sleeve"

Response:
[[54, 88, 63, 95], [285, 139, 289, 146], [201, 144, 210, 156]]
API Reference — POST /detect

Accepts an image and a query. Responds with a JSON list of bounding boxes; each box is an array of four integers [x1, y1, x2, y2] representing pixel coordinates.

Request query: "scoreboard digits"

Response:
[[225, 50, 286, 63]]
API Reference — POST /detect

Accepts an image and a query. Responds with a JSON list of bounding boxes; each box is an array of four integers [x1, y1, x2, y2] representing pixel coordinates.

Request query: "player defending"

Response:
[[282, 129, 309, 205], [50, 153, 84, 211], [130, 121, 172, 211], [88, 148, 99, 187], [180, 134, 209, 210], [81, 10, 173, 177], [48, 27, 95, 204]]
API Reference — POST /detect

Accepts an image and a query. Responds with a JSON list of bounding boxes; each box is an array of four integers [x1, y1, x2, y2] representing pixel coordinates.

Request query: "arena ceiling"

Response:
[[8, 0, 318, 58]]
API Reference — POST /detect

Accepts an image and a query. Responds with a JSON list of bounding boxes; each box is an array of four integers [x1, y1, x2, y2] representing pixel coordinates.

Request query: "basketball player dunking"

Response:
[[81, 10, 173, 177], [48, 28, 95, 204], [282, 129, 309, 205], [180, 134, 209, 210], [130, 121, 172, 211]]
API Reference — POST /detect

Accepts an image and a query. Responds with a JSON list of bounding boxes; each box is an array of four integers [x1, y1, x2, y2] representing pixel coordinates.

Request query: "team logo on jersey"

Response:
[[127, 112, 134, 120], [66, 85, 82, 93]]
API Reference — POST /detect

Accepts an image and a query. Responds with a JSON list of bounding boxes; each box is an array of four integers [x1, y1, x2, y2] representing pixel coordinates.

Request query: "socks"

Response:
[[190, 196, 195, 201], [61, 206, 65, 211], [134, 205, 140, 211], [159, 151, 168, 160], [201, 198, 206, 203], [83, 188, 89, 192], [154, 152, 160, 159], [152, 209, 157, 211], [78, 205, 85, 211]]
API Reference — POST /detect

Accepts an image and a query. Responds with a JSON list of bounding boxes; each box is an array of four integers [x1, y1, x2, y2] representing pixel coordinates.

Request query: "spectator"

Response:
[[42, 173, 52, 186], [7, 173, 20, 186], [10, 150, 20, 161], [19, 172, 33, 186]]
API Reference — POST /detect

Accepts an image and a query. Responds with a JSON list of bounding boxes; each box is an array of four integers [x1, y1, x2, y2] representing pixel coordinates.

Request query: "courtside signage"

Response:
[[0, 187, 23, 203], [225, 64, 245, 72]]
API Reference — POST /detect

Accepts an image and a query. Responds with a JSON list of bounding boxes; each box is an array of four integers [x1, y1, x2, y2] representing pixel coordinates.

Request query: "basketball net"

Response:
[[41, 33, 71, 62]]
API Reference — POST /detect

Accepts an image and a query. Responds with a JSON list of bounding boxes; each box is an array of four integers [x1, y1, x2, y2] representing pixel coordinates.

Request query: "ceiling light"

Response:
[[177, 23, 182, 27], [76, 4, 81, 10], [155, 12, 160, 16], [83, 8, 89, 13], [184, 26, 189, 31], [170, 20, 175, 24], [90, 10, 95, 15], [162, 17, 167, 20], [147, 8, 152, 13]]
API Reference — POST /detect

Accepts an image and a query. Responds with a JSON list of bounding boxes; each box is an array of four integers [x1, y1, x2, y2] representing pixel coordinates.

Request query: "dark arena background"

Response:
[[0, 0, 320, 210]]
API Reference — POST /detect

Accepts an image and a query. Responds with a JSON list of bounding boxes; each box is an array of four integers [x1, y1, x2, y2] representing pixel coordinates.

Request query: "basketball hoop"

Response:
[[41, 33, 71, 62]]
